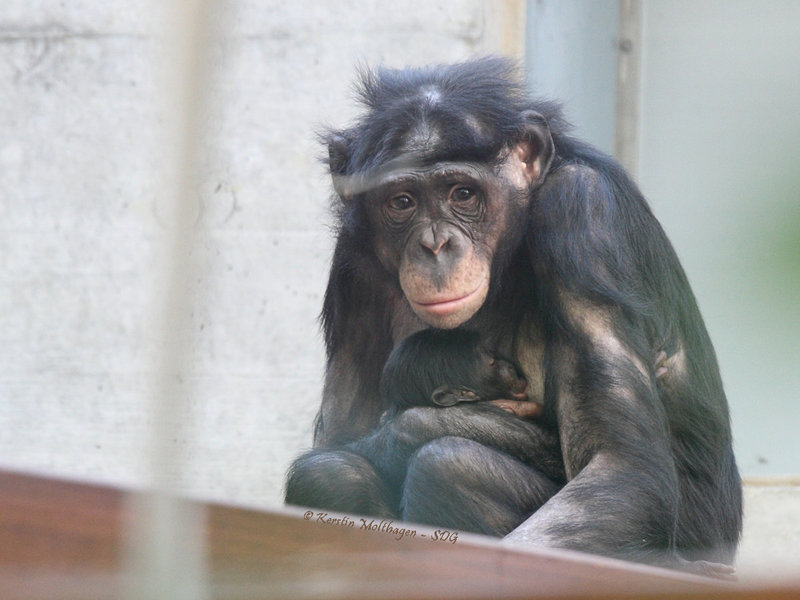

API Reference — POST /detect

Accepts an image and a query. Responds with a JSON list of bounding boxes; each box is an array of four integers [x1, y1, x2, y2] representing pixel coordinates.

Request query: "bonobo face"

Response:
[[429, 346, 529, 407], [326, 67, 555, 329], [365, 159, 530, 329], [475, 346, 528, 401]]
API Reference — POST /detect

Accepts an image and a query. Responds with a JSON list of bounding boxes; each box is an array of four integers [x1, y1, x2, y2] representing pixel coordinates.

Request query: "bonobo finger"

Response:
[[488, 399, 542, 419]]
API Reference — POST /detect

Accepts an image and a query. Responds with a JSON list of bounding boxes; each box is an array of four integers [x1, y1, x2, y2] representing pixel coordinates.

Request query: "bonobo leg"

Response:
[[287, 404, 564, 523], [285, 449, 396, 517], [402, 437, 563, 536], [356, 404, 566, 486]]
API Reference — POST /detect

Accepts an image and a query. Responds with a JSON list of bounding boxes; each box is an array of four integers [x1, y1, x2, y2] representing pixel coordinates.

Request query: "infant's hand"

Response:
[[488, 399, 542, 419]]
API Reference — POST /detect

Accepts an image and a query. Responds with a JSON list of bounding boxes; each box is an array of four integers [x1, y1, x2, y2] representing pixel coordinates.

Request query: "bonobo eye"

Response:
[[386, 194, 415, 213], [452, 186, 475, 202], [448, 185, 482, 218]]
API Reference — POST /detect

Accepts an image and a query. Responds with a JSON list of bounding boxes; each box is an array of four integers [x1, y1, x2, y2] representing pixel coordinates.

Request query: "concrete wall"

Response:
[[0, 0, 524, 508]]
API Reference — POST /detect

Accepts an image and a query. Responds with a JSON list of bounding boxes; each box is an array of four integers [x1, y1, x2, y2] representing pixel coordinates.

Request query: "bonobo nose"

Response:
[[419, 226, 451, 256]]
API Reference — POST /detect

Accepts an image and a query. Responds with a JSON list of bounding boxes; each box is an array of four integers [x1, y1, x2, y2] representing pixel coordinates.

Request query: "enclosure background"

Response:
[[1, 0, 798, 572]]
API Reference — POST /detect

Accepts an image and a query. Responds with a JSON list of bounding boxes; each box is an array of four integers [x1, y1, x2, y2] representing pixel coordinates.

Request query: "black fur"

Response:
[[285, 57, 742, 571], [285, 328, 565, 533], [380, 329, 527, 410]]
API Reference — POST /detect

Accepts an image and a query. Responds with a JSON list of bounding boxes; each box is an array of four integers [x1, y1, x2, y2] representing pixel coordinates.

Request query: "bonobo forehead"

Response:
[[356, 109, 501, 176], [401, 117, 442, 155], [342, 59, 528, 176], [395, 112, 494, 164], [374, 161, 491, 190], [339, 156, 497, 198]]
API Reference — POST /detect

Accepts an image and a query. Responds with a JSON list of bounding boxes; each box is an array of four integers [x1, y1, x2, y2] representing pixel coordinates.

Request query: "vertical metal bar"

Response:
[[615, 0, 643, 177], [123, 1, 218, 598]]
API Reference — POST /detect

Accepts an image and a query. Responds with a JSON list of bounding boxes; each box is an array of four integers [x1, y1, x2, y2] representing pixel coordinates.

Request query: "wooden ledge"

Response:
[[1, 469, 798, 600]]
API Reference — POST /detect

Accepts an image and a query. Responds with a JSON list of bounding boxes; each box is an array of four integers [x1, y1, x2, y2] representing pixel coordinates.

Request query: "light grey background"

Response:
[[1, 0, 799, 575], [0, 0, 523, 508]]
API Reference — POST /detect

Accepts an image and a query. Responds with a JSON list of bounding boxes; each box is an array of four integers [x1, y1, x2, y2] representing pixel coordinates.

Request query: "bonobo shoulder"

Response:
[[542, 163, 604, 191], [531, 162, 609, 222], [391, 406, 439, 437]]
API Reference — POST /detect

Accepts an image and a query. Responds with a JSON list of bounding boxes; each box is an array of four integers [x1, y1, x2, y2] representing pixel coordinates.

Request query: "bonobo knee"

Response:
[[406, 437, 480, 482], [284, 449, 395, 517], [403, 437, 494, 530], [389, 406, 441, 443]]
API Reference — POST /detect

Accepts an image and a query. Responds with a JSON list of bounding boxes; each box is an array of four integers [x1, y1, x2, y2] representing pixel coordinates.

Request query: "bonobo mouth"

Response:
[[402, 275, 490, 329], [409, 286, 483, 317], [510, 379, 528, 401]]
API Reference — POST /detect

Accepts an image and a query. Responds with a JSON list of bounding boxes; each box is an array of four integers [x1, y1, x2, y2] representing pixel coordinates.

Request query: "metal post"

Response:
[[123, 1, 218, 598], [615, 0, 642, 178]]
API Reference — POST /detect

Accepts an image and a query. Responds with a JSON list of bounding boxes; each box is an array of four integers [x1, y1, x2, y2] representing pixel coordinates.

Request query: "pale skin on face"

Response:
[[391, 140, 543, 329]]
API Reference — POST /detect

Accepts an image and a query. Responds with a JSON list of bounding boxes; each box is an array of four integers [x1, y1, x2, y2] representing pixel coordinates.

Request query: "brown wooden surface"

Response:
[[1, 468, 798, 600]]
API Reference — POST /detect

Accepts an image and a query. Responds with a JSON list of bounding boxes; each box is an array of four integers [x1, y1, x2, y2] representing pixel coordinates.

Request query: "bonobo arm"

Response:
[[504, 309, 679, 560], [315, 235, 398, 447], [348, 403, 565, 490], [500, 162, 688, 561]]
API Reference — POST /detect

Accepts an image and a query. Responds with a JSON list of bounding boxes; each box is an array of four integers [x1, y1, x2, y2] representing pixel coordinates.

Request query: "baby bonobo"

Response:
[[286, 328, 564, 533], [381, 328, 535, 414]]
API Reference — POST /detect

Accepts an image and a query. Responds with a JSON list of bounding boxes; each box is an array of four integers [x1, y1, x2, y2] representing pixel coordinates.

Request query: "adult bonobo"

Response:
[[285, 57, 742, 569]]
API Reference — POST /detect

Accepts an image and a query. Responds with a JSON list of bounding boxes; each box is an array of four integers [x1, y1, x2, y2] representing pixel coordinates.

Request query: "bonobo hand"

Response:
[[488, 399, 542, 419]]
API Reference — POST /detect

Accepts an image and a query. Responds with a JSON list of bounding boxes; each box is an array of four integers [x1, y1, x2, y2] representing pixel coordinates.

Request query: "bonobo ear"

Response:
[[431, 386, 480, 407], [511, 110, 554, 185], [327, 133, 352, 201]]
